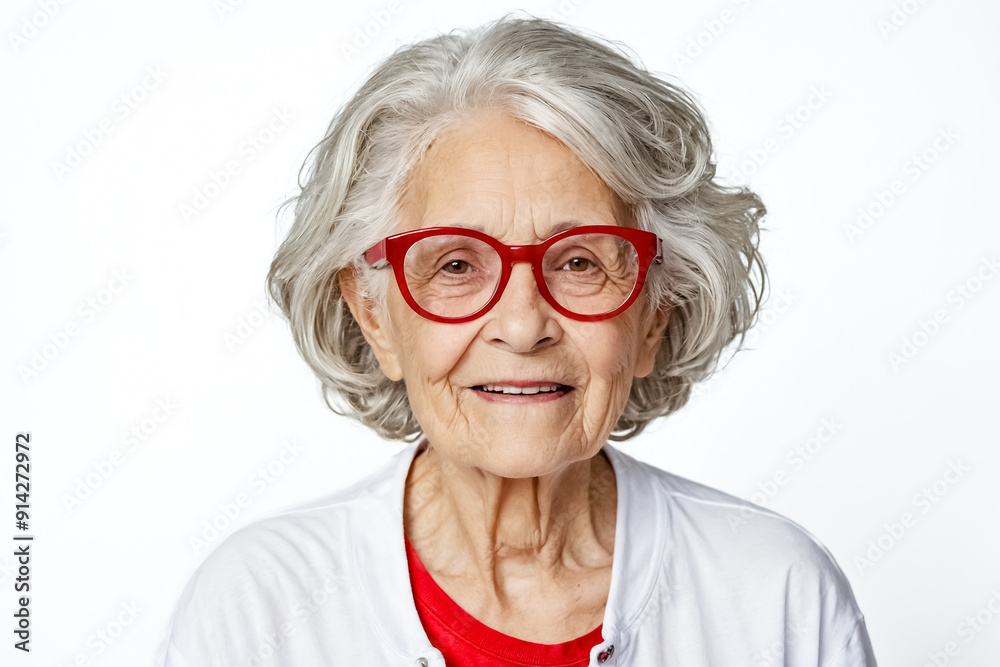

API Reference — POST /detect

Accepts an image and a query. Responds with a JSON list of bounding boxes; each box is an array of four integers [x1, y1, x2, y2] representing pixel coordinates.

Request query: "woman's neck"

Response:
[[403, 441, 617, 601]]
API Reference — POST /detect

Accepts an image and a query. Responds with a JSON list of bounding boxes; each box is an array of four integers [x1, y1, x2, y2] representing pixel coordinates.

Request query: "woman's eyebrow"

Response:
[[426, 222, 484, 232], [548, 220, 584, 235]]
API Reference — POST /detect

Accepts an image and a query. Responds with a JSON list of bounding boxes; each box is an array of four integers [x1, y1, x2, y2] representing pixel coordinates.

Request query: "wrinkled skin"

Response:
[[341, 111, 669, 642]]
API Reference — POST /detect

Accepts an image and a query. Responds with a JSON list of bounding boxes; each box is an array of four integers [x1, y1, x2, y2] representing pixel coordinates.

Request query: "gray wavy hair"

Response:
[[267, 15, 766, 441]]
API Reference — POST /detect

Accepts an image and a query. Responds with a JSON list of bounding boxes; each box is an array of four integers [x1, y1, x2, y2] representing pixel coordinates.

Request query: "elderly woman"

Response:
[[158, 16, 876, 667]]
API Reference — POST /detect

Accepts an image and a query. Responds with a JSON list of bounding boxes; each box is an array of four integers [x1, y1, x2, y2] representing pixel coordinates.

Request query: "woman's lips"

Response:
[[479, 382, 561, 395], [471, 382, 573, 402]]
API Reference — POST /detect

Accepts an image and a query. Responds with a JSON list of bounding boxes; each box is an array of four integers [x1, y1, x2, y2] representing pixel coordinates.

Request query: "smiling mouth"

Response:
[[472, 383, 574, 397]]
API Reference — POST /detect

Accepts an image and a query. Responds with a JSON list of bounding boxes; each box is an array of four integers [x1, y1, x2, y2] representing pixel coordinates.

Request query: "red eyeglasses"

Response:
[[363, 225, 662, 323]]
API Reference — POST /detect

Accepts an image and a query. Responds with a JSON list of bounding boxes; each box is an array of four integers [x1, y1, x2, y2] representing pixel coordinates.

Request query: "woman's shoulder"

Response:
[[187, 444, 412, 575], [157, 447, 416, 666], [610, 447, 873, 664], [611, 446, 856, 589]]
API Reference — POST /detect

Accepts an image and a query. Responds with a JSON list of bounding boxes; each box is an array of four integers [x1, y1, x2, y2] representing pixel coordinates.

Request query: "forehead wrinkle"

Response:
[[400, 112, 629, 243], [411, 143, 515, 232]]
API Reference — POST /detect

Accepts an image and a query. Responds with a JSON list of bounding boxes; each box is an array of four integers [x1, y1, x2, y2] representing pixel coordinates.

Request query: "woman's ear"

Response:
[[338, 267, 404, 381], [634, 303, 670, 379]]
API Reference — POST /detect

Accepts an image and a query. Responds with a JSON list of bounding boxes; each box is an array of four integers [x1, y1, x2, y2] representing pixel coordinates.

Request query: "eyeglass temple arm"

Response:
[[364, 240, 388, 269], [654, 237, 663, 264]]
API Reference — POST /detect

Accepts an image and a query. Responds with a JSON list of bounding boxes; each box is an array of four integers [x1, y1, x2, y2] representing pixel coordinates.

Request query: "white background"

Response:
[[3, 0, 999, 665]]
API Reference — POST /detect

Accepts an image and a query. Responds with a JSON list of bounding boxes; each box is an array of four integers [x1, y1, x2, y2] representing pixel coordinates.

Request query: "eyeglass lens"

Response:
[[402, 233, 640, 318]]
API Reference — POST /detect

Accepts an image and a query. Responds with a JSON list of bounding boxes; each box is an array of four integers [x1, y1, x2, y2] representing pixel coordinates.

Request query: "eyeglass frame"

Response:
[[363, 225, 663, 323]]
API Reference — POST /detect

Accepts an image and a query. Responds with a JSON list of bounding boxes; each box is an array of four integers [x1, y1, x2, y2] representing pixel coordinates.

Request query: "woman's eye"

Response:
[[563, 257, 594, 271], [442, 260, 472, 274]]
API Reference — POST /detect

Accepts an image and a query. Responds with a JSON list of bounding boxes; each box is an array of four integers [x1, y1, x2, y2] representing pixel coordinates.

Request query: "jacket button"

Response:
[[597, 644, 615, 663], [415, 659, 429, 667]]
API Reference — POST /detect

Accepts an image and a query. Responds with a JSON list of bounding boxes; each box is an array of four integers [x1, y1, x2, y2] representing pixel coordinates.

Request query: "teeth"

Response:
[[481, 383, 562, 394]]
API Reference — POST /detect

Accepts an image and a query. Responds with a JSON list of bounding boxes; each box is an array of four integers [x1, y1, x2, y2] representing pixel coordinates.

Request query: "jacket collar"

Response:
[[348, 441, 668, 664]]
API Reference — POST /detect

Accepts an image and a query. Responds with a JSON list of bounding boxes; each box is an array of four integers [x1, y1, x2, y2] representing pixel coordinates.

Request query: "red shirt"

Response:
[[404, 537, 603, 666]]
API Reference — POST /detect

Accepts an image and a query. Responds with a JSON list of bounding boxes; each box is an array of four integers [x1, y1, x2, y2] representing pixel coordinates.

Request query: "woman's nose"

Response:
[[484, 263, 561, 353]]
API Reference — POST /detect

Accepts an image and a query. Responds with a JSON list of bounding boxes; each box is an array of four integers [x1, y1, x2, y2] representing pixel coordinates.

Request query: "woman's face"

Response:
[[350, 111, 668, 478]]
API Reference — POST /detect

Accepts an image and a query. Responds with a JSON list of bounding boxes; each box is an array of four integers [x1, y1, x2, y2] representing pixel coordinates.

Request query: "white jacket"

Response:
[[157, 442, 877, 666]]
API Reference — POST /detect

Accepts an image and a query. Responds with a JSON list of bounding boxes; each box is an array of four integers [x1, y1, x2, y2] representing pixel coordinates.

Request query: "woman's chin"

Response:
[[458, 440, 594, 479]]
